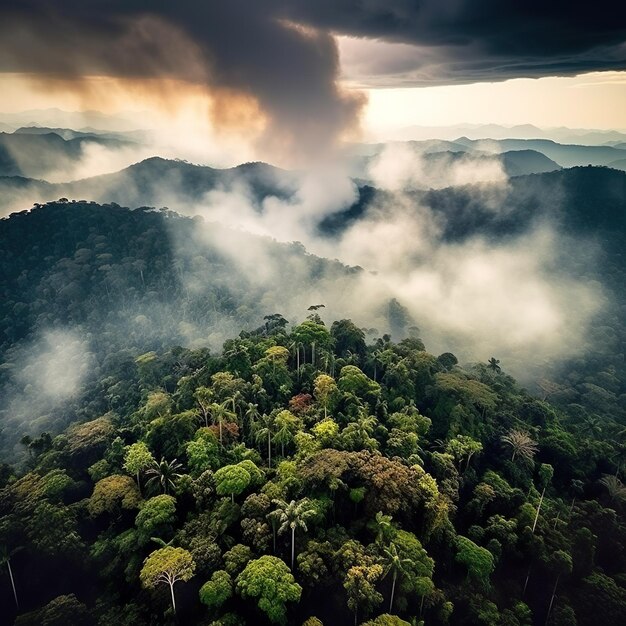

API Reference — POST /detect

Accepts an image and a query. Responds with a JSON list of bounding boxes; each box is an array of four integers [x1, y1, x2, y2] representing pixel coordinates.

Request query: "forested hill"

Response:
[[321, 166, 626, 242], [1, 316, 624, 625], [0, 201, 373, 459], [0, 201, 358, 357]]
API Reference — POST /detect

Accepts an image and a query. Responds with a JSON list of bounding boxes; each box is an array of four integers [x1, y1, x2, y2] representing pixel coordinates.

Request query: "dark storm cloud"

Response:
[[282, 0, 626, 83], [0, 1, 364, 159], [0, 0, 624, 151]]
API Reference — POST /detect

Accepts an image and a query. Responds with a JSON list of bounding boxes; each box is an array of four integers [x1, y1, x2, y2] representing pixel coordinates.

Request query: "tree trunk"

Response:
[[389, 570, 397, 612], [231, 492, 234, 504], [523, 563, 532, 596], [268, 432, 272, 468], [169, 580, 177, 614], [291, 526, 296, 570], [7, 559, 18, 608], [532, 487, 546, 533], [312, 341, 315, 367], [569, 497, 576, 516], [137, 469, 142, 496], [219, 420, 223, 446], [544, 574, 560, 626], [420, 591, 425, 616]]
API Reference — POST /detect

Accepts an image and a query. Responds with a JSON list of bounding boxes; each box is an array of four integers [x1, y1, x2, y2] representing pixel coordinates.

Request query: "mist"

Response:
[[0, 329, 94, 454], [149, 150, 604, 379]]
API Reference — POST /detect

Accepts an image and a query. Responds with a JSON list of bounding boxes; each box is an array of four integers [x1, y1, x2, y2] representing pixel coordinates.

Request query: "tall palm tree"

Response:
[[580, 415, 602, 439], [255, 414, 275, 468], [370, 511, 394, 546], [275, 422, 294, 458], [348, 414, 378, 451], [194, 387, 213, 428], [243, 402, 260, 443], [501, 429, 538, 462], [289, 341, 305, 378], [382, 542, 414, 612], [210, 400, 236, 446], [0, 545, 21, 609], [599, 474, 626, 505], [146, 458, 183, 495], [270, 498, 317, 569]]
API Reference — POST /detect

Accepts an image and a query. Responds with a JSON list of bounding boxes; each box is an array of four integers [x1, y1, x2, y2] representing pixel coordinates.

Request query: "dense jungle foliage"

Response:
[[1, 310, 625, 625], [0, 194, 625, 625]]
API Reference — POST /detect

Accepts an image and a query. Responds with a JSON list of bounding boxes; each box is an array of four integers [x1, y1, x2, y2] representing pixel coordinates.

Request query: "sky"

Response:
[[0, 1, 625, 160]]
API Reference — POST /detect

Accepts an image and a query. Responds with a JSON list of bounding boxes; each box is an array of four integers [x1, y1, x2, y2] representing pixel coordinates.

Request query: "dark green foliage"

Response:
[[0, 203, 624, 624]]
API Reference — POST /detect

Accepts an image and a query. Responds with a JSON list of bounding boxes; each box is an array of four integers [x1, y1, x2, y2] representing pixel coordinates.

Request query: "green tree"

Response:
[[194, 386, 213, 428], [446, 435, 483, 471], [145, 457, 183, 495], [236, 555, 302, 624], [135, 495, 176, 543], [314, 374, 338, 419], [271, 498, 317, 569], [255, 413, 276, 468], [186, 430, 220, 477], [331, 319, 366, 359], [344, 564, 384, 626], [140, 546, 195, 614], [88, 474, 141, 517], [382, 542, 413, 612], [123, 442, 155, 495], [455, 535, 494, 588], [274, 410, 302, 457], [340, 414, 379, 451], [215, 464, 251, 503], [312, 418, 340, 447], [210, 400, 237, 446], [199, 570, 233, 611]]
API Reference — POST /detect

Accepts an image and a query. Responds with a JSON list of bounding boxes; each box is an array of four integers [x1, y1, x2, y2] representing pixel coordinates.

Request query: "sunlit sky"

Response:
[[2, 69, 626, 142], [361, 72, 626, 136]]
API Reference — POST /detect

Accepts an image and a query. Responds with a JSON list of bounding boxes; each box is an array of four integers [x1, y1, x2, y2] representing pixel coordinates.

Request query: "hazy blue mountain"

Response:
[[607, 158, 626, 171], [424, 148, 561, 177], [379, 123, 626, 145], [0, 131, 134, 179], [0, 107, 143, 132], [455, 137, 626, 167], [13, 126, 146, 143], [0, 157, 298, 215], [319, 166, 626, 243]]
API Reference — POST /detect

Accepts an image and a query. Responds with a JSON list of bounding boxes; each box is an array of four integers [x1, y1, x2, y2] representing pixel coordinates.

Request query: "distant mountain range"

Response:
[[0, 130, 135, 179], [378, 123, 626, 145], [454, 137, 626, 168], [0, 107, 145, 133], [2, 145, 625, 219], [0, 157, 297, 215]]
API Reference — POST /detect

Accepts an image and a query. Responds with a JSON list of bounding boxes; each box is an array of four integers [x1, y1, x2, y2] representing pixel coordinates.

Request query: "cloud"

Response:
[[288, 1, 626, 85], [0, 329, 95, 452], [0, 1, 364, 163], [367, 142, 509, 191], [149, 147, 603, 379]]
